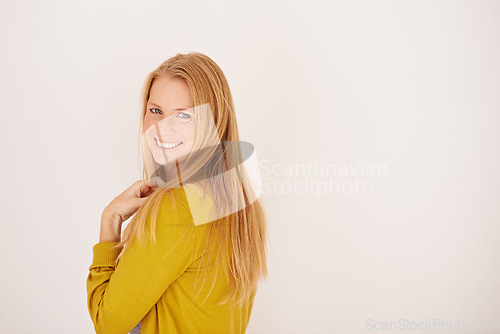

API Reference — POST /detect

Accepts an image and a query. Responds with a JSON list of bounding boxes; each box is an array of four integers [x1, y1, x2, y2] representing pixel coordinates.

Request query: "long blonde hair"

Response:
[[113, 52, 269, 307]]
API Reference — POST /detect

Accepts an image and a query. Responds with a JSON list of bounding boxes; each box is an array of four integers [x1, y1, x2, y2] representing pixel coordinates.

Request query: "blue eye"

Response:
[[178, 112, 191, 119], [149, 108, 162, 115]]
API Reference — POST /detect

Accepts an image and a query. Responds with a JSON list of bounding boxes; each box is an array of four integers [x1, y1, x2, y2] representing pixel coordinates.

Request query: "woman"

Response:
[[86, 52, 269, 334]]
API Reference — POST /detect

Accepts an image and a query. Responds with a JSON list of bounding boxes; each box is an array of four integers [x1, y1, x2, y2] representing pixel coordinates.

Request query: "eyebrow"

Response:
[[147, 102, 193, 111]]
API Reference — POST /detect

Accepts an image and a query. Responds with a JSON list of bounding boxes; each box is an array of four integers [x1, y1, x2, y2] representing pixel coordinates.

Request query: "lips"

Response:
[[154, 138, 183, 149]]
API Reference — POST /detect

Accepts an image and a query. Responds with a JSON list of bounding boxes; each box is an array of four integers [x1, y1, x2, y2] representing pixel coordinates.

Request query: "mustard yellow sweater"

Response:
[[87, 186, 256, 334]]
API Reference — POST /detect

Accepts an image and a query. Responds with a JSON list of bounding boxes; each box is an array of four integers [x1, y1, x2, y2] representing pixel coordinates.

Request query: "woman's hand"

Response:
[[104, 179, 159, 224], [99, 180, 158, 243]]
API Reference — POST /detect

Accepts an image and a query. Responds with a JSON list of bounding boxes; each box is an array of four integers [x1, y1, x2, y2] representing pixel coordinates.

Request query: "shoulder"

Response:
[[155, 184, 215, 225], [160, 184, 216, 226], [155, 187, 195, 226], [182, 184, 216, 226]]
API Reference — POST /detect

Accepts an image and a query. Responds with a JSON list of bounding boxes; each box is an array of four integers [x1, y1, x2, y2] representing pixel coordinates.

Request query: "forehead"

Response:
[[148, 75, 194, 107]]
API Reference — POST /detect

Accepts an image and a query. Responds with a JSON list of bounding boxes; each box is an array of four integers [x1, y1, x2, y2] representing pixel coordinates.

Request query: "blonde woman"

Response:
[[86, 52, 268, 334]]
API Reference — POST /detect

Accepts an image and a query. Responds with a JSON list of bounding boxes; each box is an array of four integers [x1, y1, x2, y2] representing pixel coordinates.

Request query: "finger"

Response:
[[136, 196, 150, 206], [146, 179, 160, 190], [143, 186, 158, 197], [136, 180, 158, 198], [143, 179, 154, 187]]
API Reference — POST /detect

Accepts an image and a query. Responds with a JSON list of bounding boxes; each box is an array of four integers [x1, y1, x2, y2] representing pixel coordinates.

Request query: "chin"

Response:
[[153, 152, 185, 165]]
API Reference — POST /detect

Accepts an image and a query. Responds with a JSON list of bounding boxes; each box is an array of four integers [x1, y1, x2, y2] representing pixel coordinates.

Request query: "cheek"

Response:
[[182, 125, 197, 140], [143, 118, 150, 132], [181, 127, 196, 150], [143, 115, 156, 132]]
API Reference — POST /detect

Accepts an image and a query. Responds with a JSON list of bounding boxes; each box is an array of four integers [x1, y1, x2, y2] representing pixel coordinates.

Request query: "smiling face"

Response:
[[143, 75, 196, 165]]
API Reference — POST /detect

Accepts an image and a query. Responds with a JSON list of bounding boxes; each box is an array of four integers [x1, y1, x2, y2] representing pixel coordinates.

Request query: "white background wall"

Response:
[[1, 0, 499, 333]]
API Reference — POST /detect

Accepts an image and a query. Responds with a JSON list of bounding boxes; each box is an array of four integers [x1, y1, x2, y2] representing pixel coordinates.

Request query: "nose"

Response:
[[155, 116, 177, 138]]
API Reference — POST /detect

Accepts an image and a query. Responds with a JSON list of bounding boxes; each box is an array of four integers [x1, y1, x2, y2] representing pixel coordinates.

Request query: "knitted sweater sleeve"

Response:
[[86, 192, 195, 334]]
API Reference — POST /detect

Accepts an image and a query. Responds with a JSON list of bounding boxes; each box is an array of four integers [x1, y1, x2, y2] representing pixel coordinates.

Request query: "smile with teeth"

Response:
[[155, 138, 183, 149]]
